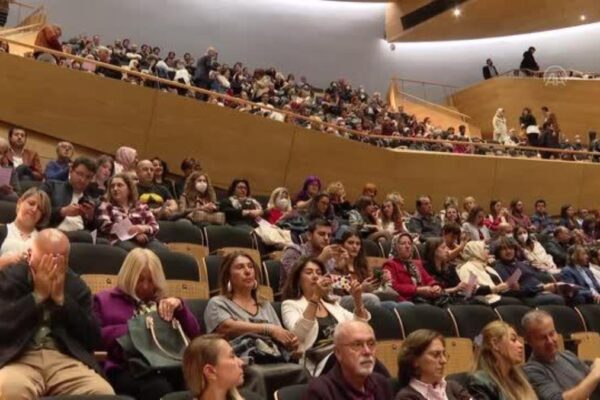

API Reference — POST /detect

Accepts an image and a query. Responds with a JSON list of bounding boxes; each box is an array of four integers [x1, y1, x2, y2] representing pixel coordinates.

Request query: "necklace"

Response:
[[232, 297, 257, 315]]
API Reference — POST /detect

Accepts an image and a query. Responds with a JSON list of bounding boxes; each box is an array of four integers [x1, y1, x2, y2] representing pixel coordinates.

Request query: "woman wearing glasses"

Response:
[[396, 329, 471, 399]]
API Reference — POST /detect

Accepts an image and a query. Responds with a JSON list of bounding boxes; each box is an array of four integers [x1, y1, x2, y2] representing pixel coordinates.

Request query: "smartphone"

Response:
[[373, 268, 383, 281]]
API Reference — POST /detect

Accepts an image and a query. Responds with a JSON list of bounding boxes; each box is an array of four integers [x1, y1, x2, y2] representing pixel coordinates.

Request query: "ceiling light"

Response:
[[580, 14, 587, 21], [452, 8, 461, 17]]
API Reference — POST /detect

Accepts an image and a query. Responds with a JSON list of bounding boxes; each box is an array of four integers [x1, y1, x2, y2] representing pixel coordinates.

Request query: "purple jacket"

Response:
[[93, 287, 201, 372]]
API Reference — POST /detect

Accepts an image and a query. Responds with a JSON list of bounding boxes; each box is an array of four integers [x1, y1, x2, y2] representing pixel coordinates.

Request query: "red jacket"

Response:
[[383, 258, 439, 301]]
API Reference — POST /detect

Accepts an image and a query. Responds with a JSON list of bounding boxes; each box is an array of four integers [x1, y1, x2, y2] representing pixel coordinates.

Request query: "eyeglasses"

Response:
[[426, 350, 448, 360], [341, 339, 377, 351]]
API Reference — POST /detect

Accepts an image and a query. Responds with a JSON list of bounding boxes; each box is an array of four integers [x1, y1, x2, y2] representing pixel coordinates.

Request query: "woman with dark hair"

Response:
[[151, 157, 176, 198], [467, 321, 536, 400], [423, 237, 468, 293], [485, 200, 510, 232], [520, 107, 539, 146], [348, 196, 390, 241], [305, 192, 335, 222], [493, 238, 564, 306], [204, 251, 305, 398], [179, 171, 223, 225], [462, 206, 491, 242], [508, 199, 532, 231], [559, 204, 580, 231], [579, 216, 598, 245], [294, 176, 321, 210], [281, 257, 369, 376], [380, 199, 405, 235], [514, 225, 560, 274], [220, 179, 263, 230], [89, 154, 114, 198], [330, 229, 397, 309], [96, 173, 167, 252], [396, 329, 471, 400]]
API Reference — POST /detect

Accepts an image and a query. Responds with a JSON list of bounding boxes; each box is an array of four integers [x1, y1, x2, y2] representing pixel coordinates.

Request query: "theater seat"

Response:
[[263, 260, 282, 300], [185, 298, 209, 333], [447, 305, 499, 340], [0, 200, 16, 223], [68, 243, 128, 294], [396, 304, 456, 338], [202, 255, 224, 296], [362, 239, 383, 257], [273, 384, 308, 400], [156, 220, 208, 264], [494, 305, 533, 336], [367, 305, 404, 377], [539, 305, 597, 358], [204, 225, 255, 252], [157, 251, 207, 299]]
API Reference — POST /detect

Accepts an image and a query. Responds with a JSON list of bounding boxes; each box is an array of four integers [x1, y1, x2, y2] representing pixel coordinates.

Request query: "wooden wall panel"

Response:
[[146, 92, 295, 194], [0, 53, 154, 154]]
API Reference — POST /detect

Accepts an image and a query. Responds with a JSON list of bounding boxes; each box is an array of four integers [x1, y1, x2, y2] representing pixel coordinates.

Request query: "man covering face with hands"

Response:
[[0, 229, 114, 399]]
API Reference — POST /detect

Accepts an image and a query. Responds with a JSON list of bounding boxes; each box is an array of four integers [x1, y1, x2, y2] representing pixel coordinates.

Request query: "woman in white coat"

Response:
[[281, 257, 370, 376], [492, 108, 510, 144]]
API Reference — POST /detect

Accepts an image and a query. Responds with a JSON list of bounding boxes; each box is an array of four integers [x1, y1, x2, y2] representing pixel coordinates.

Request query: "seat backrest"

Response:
[[445, 337, 475, 375], [202, 255, 225, 296], [185, 298, 210, 333], [367, 257, 388, 270], [575, 304, 600, 333], [379, 239, 391, 258], [69, 243, 128, 275], [363, 239, 383, 257], [263, 259, 282, 300], [204, 225, 254, 252], [273, 384, 308, 400], [447, 305, 499, 339], [494, 305, 533, 337], [216, 247, 261, 270], [156, 220, 204, 244], [0, 200, 16, 224], [367, 305, 404, 377], [396, 304, 456, 338], [157, 251, 205, 299], [538, 305, 586, 337]]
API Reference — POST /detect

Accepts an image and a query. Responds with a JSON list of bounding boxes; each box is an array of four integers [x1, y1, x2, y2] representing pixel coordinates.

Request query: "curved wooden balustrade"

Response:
[[1, 34, 599, 161]]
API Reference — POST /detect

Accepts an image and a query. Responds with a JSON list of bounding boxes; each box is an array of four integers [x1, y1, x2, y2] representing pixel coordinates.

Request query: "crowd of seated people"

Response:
[[4, 123, 600, 399], [6, 26, 600, 162]]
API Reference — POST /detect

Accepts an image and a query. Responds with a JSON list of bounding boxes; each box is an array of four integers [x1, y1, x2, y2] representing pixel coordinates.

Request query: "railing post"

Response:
[[422, 82, 427, 102]]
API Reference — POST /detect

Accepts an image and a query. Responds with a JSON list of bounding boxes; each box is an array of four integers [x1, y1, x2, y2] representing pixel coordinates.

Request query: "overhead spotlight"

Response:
[[580, 14, 587, 21], [452, 8, 462, 17]]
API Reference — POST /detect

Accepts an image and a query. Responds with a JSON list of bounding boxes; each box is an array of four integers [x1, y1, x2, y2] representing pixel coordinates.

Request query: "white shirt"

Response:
[[57, 192, 84, 232], [409, 378, 449, 400], [12, 155, 22, 168], [0, 222, 37, 255]]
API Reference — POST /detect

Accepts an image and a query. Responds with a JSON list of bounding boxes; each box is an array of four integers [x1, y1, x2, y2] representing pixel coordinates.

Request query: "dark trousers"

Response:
[[108, 367, 184, 400]]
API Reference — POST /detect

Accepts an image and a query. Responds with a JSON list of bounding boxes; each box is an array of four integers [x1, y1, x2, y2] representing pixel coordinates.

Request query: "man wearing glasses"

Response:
[[304, 320, 392, 399]]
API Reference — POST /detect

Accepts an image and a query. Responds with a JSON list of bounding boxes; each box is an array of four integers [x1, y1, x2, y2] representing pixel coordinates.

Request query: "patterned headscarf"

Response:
[[115, 146, 138, 169], [390, 233, 421, 285]]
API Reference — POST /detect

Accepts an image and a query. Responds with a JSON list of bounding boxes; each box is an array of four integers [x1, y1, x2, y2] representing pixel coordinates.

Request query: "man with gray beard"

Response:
[[303, 320, 392, 399]]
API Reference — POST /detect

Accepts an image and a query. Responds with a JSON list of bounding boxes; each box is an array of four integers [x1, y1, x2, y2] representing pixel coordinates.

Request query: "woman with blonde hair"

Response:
[[94, 248, 201, 400], [183, 334, 245, 400], [179, 171, 223, 225], [266, 187, 293, 224], [0, 187, 50, 269], [326, 181, 352, 219], [467, 320, 537, 400]]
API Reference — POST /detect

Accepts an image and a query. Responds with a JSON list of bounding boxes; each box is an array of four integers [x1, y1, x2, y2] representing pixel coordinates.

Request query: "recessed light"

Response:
[[453, 8, 462, 17], [580, 14, 587, 21]]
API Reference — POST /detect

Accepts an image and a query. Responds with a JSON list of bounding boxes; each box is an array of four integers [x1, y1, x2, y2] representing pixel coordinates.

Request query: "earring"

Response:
[[253, 280, 258, 290], [227, 280, 232, 292]]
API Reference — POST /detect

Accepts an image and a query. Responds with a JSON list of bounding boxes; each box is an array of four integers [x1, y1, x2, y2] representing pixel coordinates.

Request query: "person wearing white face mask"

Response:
[[514, 225, 560, 274], [179, 171, 224, 225], [266, 187, 294, 225]]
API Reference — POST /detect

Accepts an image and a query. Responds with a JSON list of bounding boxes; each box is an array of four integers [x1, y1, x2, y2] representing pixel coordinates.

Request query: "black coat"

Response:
[[520, 50, 539, 71], [482, 65, 498, 80], [40, 180, 98, 230], [0, 263, 103, 373]]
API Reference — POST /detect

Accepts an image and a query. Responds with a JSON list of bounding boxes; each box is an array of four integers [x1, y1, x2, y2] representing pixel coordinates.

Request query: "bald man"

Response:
[[304, 320, 392, 400], [0, 229, 114, 399]]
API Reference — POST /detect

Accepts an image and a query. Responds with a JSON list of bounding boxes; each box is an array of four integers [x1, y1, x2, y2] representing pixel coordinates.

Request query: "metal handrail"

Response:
[[1, 36, 600, 159], [391, 77, 458, 89], [395, 88, 471, 120], [0, 22, 43, 36]]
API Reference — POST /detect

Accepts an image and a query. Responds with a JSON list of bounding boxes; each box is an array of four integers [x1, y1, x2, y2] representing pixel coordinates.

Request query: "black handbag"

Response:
[[230, 333, 290, 364], [117, 310, 189, 377]]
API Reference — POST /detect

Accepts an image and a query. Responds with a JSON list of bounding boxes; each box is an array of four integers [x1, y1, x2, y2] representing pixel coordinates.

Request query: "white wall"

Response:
[[7, 0, 600, 97]]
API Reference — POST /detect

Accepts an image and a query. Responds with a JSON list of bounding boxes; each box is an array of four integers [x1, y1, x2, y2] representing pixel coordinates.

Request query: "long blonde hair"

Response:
[[182, 334, 243, 400], [267, 187, 290, 211], [116, 248, 167, 301], [475, 321, 537, 400]]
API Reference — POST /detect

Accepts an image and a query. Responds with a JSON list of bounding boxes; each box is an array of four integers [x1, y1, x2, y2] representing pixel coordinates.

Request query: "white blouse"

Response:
[[0, 222, 38, 256]]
